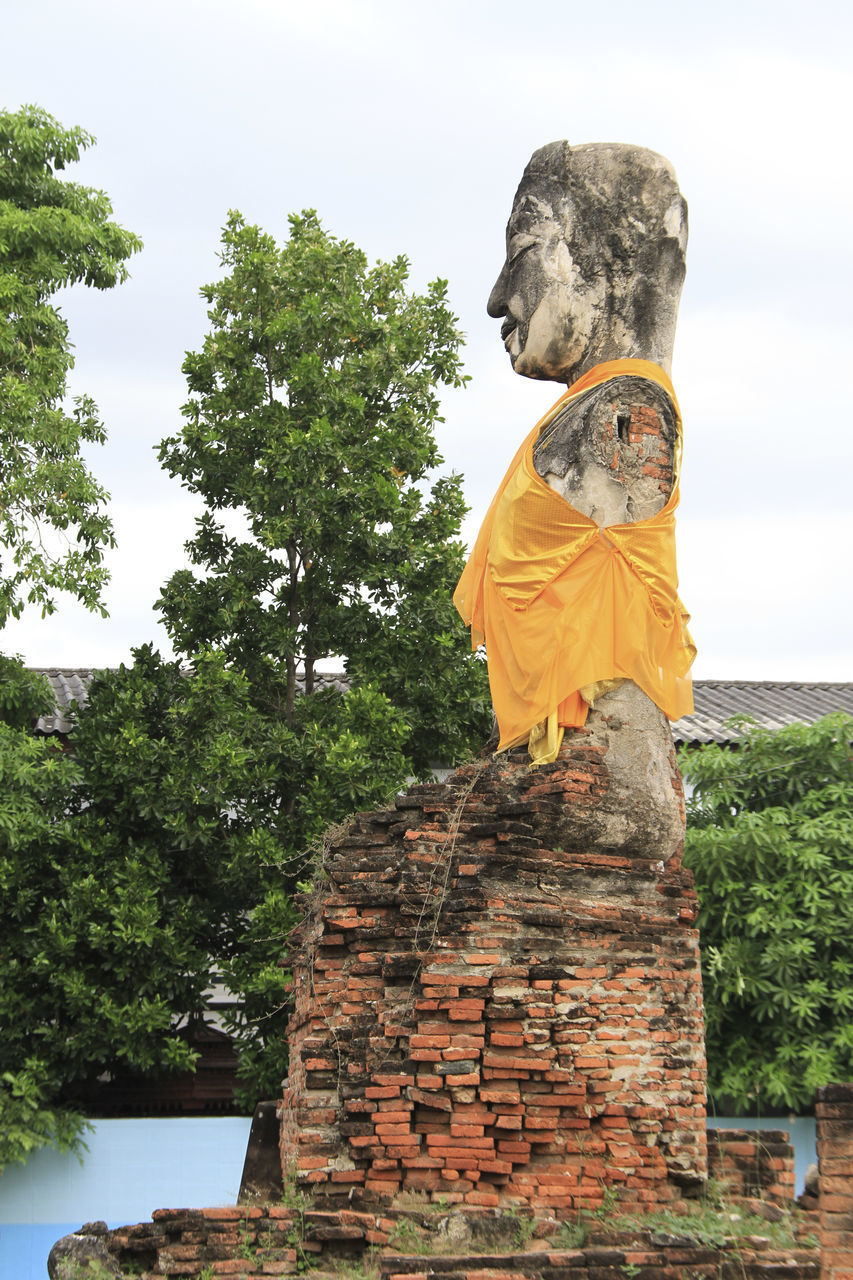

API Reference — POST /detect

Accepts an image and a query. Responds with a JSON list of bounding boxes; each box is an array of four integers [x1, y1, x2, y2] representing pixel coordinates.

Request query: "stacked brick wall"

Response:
[[104, 1206, 391, 1277], [380, 1244, 819, 1280], [98, 1206, 820, 1279], [280, 736, 707, 1212], [817, 1084, 853, 1280], [707, 1128, 796, 1204]]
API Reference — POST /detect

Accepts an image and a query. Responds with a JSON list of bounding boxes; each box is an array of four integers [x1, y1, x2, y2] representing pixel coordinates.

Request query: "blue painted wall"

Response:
[[0, 1117, 251, 1280]]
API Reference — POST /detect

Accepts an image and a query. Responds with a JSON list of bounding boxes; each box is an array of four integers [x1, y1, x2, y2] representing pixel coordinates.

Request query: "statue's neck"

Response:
[[568, 316, 675, 387], [568, 344, 672, 387], [564, 279, 680, 387]]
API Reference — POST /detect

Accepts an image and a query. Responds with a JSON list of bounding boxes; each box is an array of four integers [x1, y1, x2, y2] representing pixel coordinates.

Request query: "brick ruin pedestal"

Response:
[[817, 1084, 853, 1280], [280, 700, 707, 1213]]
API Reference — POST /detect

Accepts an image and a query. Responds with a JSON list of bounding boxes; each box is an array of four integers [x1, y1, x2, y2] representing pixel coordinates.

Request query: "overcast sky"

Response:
[[4, 0, 852, 681]]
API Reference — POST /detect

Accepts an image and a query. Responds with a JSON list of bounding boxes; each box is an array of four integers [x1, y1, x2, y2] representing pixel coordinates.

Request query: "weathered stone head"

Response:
[[488, 141, 688, 383]]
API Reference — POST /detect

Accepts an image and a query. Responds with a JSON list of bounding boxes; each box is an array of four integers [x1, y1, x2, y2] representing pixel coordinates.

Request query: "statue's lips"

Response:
[[500, 318, 517, 347]]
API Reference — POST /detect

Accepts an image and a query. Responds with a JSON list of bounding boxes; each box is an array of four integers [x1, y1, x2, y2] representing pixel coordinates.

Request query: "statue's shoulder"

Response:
[[535, 376, 677, 471], [599, 374, 678, 436], [533, 375, 678, 520]]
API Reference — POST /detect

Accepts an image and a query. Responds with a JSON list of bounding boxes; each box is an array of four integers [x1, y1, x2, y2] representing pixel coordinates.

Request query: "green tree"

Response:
[[0, 648, 287, 1166], [0, 104, 141, 627], [681, 713, 853, 1112], [157, 208, 490, 824]]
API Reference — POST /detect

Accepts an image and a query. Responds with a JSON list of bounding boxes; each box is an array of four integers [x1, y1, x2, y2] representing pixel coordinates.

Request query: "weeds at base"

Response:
[[322, 1251, 382, 1279], [590, 1181, 811, 1254], [502, 1204, 538, 1249]]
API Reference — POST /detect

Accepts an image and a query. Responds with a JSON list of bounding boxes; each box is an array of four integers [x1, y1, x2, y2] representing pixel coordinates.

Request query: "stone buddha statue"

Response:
[[456, 140, 694, 858]]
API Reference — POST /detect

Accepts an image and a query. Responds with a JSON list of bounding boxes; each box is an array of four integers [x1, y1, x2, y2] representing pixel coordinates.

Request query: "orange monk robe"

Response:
[[453, 359, 696, 760]]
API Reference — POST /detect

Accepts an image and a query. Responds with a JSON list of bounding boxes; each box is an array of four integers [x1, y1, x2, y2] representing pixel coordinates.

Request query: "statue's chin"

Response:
[[512, 349, 578, 384]]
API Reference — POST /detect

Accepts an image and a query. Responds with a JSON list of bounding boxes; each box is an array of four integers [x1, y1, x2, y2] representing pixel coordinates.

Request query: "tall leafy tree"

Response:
[[0, 649, 286, 1166], [158, 208, 490, 818], [0, 641, 419, 1167], [0, 104, 141, 626], [681, 713, 853, 1112], [0, 106, 144, 1167]]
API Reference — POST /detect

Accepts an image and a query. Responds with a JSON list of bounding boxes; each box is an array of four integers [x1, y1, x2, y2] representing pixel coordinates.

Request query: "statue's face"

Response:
[[487, 188, 605, 383]]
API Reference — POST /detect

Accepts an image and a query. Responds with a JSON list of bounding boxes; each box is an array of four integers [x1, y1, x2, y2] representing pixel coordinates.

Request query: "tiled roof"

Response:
[[30, 667, 349, 735], [32, 669, 853, 746], [33, 668, 103, 734], [672, 681, 853, 745]]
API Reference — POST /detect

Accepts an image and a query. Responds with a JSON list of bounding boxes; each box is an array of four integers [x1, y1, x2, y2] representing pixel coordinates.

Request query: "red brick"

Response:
[[442, 1045, 482, 1060], [477, 1159, 514, 1174], [490, 1032, 524, 1047], [465, 1190, 500, 1206], [425, 1134, 495, 1150], [479, 1088, 520, 1103], [415, 1073, 443, 1089]]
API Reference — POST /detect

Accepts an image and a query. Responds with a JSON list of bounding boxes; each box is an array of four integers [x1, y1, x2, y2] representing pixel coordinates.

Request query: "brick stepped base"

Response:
[[281, 738, 706, 1211], [380, 1248, 819, 1280], [104, 1205, 394, 1276], [97, 1206, 818, 1279]]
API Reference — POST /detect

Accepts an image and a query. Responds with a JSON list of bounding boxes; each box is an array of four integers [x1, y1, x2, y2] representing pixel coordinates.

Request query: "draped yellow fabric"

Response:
[[453, 359, 695, 761]]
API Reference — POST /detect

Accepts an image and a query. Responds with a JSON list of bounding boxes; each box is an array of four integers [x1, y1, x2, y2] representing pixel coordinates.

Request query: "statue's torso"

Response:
[[530, 375, 684, 853]]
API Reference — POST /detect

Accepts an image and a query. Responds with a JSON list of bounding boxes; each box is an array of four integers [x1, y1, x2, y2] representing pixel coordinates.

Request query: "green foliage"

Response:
[[605, 1192, 804, 1252], [387, 1217, 434, 1255], [324, 1254, 381, 1280], [555, 1219, 587, 1248], [0, 645, 300, 1166], [680, 712, 853, 1111], [503, 1206, 537, 1248], [157, 209, 490, 775], [0, 1065, 89, 1168], [0, 651, 53, 727], [54, 1260, 119, 1280], [0, 104, 141, 626]]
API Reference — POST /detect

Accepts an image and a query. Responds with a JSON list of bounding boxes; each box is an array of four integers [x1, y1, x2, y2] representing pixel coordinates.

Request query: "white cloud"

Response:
[[680, 512, 853, 679]]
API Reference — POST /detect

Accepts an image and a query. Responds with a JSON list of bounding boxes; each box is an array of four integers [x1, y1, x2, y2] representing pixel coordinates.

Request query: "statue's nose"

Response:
[[487, 264, 509, 318]]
